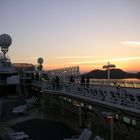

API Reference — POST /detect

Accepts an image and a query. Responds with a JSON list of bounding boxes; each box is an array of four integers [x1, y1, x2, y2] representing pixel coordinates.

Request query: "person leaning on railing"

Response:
[[69, 75, 75, 83], [81, 75, 85, 87], [85, 76, 90, 88], [114, 82, 120, 91]]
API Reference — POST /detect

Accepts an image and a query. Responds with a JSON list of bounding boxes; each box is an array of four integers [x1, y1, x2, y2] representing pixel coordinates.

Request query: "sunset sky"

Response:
[[0, 0, 140, 73]]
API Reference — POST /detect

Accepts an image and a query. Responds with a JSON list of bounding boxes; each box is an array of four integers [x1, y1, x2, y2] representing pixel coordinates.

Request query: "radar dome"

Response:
[[37, 57, 43, 64], [0, 34, 12, 48]]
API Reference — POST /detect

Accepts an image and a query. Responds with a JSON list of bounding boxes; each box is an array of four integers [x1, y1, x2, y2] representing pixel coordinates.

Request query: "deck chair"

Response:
[[63, 128, 92, 140], [8, 132, 29, 140]]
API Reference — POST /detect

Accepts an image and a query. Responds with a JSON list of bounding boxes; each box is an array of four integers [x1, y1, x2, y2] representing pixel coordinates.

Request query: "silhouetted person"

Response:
[[69, 75, 75, 83], [55, 76, 60, 89], [81, 76, 85, 87], [52, 77, 55, 89], [116, 82, 120, 91], [86, 76, 90, 87]]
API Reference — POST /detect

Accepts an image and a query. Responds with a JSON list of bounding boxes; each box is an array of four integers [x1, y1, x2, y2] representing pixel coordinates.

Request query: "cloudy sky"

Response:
[[0, 0, 140, 73]]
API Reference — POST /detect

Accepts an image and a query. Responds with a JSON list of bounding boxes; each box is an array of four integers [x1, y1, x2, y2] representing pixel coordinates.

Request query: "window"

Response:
[[68, 98, 71, 103], [123, 116, 131, 124], [88, 105, 92, 110], [73, 100, 77, 105], [132, 119, 136, 126], [81, 102, 84, 107], [115, 114, 119, 120]]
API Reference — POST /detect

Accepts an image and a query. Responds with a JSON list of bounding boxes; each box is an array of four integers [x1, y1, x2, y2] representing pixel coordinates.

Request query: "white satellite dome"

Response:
[[0, 34, 12, 48], [37, 57, 43, 64]]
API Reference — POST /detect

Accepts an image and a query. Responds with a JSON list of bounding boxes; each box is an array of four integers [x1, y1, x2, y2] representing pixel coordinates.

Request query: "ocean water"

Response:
[[89, 78, 140, 88], [90, 78, 140, 83]]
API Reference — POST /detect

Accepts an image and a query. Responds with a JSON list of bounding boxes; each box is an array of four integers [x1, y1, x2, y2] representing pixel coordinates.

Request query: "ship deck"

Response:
[[0, 100, 134, 140]]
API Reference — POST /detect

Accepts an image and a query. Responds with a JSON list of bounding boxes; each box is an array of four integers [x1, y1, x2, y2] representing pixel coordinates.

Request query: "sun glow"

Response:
[[69, 56, 140, 65], [43, 56, 140, 73]]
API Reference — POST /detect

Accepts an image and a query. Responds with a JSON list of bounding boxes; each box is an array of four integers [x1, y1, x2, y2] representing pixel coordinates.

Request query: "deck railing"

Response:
[[89, 79, 140, 88], [32, 80, 140, 114]]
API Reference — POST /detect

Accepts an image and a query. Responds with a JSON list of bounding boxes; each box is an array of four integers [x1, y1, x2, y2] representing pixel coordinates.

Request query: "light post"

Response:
[[74, 101, 82, 127], [79, 104, 82, 127], [102, 112, 113, 140], [76, 103, 82, 127], [61, 97, 64, 115], [37, 57, 43, 80], [108, 114, 113, 140]]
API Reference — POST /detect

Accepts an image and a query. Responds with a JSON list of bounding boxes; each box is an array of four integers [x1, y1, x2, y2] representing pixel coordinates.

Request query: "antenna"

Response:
[[37, 57, 43, 70]]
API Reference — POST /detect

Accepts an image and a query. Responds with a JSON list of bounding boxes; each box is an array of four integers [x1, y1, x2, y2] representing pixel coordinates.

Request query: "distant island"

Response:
[[83, 69, 140, 79]]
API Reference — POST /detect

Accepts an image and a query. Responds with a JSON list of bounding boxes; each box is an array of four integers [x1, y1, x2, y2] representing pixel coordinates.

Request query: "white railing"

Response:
[[32, 80, 140, 114]]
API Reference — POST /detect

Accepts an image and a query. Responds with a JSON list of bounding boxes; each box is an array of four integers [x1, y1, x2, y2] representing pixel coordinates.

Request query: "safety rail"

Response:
[[90, 79, 140, 88], [32, 80, 140, 114]]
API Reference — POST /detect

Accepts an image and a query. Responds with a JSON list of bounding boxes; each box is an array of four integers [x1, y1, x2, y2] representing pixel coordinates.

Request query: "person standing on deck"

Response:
[[69, 75, 75, 83], [55, 76, 60, 90], [81, 76, 85, 87], [69, 75, 75, 92], [86, 76, 90, 88]]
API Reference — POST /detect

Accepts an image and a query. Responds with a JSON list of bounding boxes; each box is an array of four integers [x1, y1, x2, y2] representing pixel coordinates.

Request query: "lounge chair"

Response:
[[12, 105, 27, 115], [12, 134, 29, 140], [8, 131, 29, 140], [63, 128, 92, 140]]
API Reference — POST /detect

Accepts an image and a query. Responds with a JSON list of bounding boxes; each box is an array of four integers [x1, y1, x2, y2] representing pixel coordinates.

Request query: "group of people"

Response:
[[52, 75, 90, 89], [81, 76, 90, 87], [69, 75, 90, 87]]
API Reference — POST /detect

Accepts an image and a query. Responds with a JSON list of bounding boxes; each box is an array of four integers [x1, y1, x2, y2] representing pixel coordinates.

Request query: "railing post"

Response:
[[50, 95, 53, 108], [110, 116, 113, 140], [61, 97, 64, 115], [79, 105, 82, 127], [102, 112, 114, 140]]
